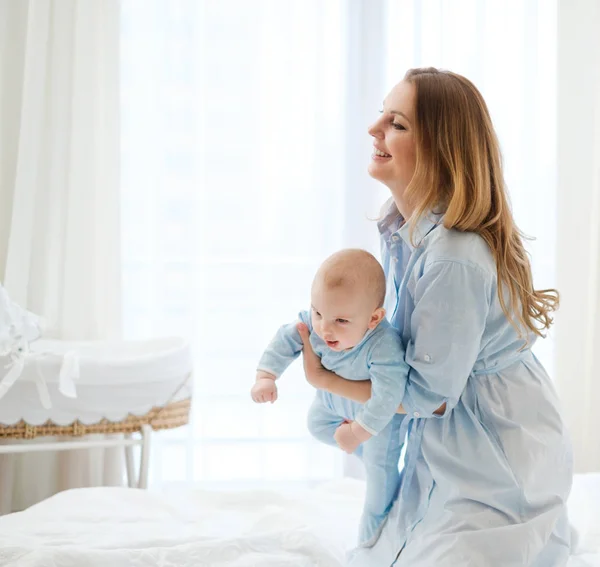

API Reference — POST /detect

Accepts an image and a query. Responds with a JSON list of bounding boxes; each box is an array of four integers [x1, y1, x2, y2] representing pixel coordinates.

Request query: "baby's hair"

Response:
[[316, 249, 386, 309]]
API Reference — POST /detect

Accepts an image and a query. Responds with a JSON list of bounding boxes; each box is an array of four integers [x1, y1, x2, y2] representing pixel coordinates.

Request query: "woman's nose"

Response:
[[368, 120, 383, 139]]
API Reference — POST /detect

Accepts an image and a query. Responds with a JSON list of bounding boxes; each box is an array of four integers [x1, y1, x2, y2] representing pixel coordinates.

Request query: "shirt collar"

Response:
[[376, 199, 403, 240], [377, 199, 444, 250]]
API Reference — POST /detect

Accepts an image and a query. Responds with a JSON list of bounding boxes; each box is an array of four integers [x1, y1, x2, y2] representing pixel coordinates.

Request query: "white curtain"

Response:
[[0, 0, 122, 513], [121, 0, 564, 488], [120, 0, 369, 489], [555, 0, 600, 473]]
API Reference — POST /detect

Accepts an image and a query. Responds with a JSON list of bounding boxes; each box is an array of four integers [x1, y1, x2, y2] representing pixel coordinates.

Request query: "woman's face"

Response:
[[367, 80, 417, 202]]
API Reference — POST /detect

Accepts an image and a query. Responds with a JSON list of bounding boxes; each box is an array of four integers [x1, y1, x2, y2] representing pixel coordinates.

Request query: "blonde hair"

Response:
[[314, 249, 386, 309], [403, 67, 558, 338]]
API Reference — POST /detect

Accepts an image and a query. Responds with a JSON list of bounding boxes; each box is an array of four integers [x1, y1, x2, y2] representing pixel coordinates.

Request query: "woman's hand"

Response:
[[296, 322, 334, 390]]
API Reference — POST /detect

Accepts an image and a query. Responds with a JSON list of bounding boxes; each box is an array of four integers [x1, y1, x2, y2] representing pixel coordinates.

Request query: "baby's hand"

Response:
[[334, 421, 372, 453], [251, 372, 278, 403], [334, 421, 362, 454]]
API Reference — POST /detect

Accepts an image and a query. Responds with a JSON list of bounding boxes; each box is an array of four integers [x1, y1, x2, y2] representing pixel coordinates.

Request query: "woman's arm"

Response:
[[398, 261, 490, 419], [296, 323, 446, 415]]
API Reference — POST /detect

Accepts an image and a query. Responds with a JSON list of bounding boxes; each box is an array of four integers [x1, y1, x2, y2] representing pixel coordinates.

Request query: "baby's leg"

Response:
[[307, 391, 349, 448], [306, 391, 361, 451], [358, 413, 406, 545]]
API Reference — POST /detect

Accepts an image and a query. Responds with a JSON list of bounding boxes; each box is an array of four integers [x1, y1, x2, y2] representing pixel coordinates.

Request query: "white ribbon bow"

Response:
[[0, 346, 80, 409]]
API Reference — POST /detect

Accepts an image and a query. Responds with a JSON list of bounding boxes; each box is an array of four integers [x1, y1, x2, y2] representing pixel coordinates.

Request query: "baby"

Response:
[[251, 248, 408, 544]]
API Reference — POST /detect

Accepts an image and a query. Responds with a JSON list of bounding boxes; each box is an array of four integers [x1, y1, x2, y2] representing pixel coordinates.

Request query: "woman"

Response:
[[297, 68, 572, 566]]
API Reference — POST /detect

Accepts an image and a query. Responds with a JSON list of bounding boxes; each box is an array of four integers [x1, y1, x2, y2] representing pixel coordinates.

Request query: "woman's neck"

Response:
[[391, 194, 413, 221]]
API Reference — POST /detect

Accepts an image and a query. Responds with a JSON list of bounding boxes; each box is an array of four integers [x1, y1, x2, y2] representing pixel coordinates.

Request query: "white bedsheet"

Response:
[[0, 475, 598, 567]]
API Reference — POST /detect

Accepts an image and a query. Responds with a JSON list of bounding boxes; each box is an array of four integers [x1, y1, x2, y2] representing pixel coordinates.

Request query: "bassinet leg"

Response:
[[124, 434, 136, 488], [138, 424, 152, 489]]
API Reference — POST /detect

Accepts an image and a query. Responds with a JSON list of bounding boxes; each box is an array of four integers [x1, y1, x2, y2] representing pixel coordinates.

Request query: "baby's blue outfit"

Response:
[[257, 310, 409, 543], [346, 205, 573, 566]]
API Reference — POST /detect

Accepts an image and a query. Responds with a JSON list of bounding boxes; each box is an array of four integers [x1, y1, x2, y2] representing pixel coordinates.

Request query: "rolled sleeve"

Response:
[[402, 260, 491, 418], [356, 331, 408, 435]]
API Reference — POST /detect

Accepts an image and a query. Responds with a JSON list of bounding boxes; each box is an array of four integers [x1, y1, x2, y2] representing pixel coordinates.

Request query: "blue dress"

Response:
[[348, 205, 573, 566]]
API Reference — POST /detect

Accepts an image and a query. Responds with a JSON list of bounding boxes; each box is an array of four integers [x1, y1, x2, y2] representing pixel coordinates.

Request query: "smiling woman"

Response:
[[297, 67, 571, 566], [368, 83, 417, 200]]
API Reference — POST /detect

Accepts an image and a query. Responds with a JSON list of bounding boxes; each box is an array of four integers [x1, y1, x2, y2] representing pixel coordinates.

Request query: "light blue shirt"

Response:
[[349, 203, 573, 566], [257, 311, 408, 435]]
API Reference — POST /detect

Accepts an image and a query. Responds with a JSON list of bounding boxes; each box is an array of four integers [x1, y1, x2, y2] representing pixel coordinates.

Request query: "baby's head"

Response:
[[311, 249, 386, 351]]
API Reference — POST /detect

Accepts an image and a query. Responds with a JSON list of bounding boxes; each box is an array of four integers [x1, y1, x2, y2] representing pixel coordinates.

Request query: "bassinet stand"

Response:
[[0, 397, 191, 489]]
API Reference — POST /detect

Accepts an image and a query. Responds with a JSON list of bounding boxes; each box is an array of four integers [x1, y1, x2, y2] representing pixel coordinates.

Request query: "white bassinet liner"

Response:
[[0, 337, 193, 426]]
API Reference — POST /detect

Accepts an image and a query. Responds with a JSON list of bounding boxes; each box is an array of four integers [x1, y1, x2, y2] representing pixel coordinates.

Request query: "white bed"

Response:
[[0, 474, 598, 567]]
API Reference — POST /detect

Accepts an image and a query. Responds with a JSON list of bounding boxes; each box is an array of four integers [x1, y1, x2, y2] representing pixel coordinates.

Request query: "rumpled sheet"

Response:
[[0, 475, 598, 566]]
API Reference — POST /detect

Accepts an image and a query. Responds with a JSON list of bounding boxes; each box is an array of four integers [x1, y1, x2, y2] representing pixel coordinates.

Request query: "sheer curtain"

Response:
[[121, 0, 560, 488], [0, 0, 121, 513], [555, 0, 600, 473], [120, 0, 373, 488]]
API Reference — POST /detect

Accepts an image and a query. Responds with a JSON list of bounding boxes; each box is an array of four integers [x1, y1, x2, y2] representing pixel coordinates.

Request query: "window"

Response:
[[121, 0, 557, 488]]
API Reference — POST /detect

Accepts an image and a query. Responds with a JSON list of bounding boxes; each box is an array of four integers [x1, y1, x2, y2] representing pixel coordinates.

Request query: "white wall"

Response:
[[555, 0, 600, 473]]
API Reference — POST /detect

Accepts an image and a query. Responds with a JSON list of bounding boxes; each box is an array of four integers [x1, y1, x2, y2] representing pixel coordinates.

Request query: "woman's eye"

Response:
[[392, 122, 406, 130]]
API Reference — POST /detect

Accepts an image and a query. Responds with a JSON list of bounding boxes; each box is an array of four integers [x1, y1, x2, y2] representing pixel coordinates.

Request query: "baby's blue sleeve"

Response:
[[355, 330, 408, 435], [256, 310, 312, 378]]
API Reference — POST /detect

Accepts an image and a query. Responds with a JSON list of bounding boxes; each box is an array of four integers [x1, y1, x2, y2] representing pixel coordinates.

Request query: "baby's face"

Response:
[[310, 285, 379, 352]]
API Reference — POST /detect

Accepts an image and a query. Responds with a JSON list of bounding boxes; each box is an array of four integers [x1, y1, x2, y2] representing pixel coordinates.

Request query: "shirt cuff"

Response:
[[354, 413, 383, 436], [401, 389, 449, 419], [256, 367, 279, 379]]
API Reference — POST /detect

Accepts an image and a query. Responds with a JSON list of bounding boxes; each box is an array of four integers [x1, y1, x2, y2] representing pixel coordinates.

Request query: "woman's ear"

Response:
[[368, 307, 386, 329]]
